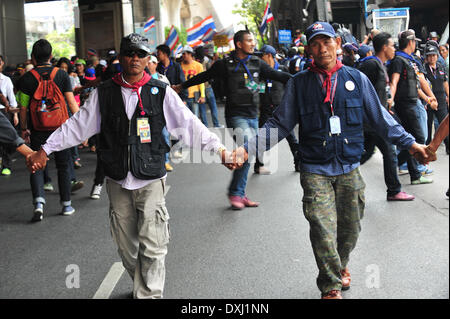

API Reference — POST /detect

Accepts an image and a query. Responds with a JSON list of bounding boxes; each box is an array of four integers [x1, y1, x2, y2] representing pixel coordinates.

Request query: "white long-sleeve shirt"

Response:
[[0, 73, 18, 109], [42, 82, 224, 190]]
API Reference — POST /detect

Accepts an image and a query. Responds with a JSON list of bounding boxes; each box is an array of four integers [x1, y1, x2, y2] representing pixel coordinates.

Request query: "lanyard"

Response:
[[266, 62, 279, 93], [319, 73, 339, 115], [427, 64, 438, 80], [161, 60, 172, 76], [234, 55, 254, 82]]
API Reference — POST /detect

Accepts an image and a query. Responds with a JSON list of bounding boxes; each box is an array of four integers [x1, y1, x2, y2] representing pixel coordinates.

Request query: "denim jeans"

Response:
[[162, 127, 170, 163], [226, 116, 259, 197], [199, 87, 220, 127], [30, 131, 71, 206], [415, 100, 429, 172], [185, 98, 199, 118]]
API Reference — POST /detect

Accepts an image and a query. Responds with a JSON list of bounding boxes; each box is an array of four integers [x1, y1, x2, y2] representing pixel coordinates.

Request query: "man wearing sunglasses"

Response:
[[27, 33, 233, 299]]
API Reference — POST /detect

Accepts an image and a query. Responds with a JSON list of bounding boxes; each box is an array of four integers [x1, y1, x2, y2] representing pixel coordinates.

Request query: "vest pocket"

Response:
[[342, 136, 364, 159], [345, 98, 363, 125], [138, 153, 164, 176], [300, 110, 322, 132]]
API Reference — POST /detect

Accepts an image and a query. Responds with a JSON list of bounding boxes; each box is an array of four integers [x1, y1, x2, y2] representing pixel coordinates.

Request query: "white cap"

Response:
[[99, 59, 107, 67], [182, 45, 194, 54], [149, 55, 158, 64]]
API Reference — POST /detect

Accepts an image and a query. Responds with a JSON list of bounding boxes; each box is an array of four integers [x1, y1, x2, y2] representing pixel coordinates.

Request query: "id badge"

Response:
[[137, 118, 149, 136], [329, 116, 341, 135], [139, 124, 151, 143], [259, 83, 266, 94]]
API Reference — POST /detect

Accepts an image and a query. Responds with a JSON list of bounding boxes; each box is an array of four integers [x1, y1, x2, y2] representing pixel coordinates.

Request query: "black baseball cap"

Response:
[[425, 45, 439, 56], [120, 33, 151, 55]]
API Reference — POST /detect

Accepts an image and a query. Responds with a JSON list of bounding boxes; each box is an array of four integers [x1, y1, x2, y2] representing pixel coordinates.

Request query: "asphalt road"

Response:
[[0, 105, 448, 299]]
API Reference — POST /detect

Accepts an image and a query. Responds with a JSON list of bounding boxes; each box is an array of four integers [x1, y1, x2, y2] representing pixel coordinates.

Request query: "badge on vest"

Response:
[[137, 118, 151, 143], [151, 87, 159, 95], [329, 116, 341, 135], [345, 81, 355, 91]]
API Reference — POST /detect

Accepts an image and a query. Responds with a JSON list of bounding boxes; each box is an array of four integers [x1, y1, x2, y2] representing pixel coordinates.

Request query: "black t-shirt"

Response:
[[18, 65, 72, 98], [424, 63, 448, 101], [358, 58, 389, 108]]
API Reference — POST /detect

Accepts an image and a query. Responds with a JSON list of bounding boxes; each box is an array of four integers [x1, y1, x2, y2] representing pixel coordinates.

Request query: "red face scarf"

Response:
[[308, 59, 343, 103], [112, 72, 151, 116]]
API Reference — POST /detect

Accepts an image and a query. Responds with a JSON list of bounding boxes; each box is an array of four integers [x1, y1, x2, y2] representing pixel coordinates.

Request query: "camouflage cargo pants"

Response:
[[300, 168, 366, 294]]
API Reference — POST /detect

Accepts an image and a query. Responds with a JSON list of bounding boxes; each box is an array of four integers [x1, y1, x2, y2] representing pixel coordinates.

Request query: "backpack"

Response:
[[29, 68, 69, 131]]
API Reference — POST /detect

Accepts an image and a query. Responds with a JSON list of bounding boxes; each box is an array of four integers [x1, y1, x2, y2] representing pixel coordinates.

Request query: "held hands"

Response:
[[26, 148, 49, 173], [409, 143, 437, 165], [219, 147, 249, 171]]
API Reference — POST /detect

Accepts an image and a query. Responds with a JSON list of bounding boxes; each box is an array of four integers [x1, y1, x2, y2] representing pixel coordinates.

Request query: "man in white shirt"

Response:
[[28, 34, 233, 299]]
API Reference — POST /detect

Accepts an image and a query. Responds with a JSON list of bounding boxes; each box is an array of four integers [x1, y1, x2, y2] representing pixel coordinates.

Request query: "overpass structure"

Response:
[[0, 0, 233, 66]]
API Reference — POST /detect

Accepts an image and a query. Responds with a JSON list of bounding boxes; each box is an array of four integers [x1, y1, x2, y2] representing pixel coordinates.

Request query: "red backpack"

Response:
[[29, 67, 69, 131]]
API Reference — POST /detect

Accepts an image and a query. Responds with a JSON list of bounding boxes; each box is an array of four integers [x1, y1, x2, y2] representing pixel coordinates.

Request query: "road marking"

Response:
[[93, 262, 125, 299]]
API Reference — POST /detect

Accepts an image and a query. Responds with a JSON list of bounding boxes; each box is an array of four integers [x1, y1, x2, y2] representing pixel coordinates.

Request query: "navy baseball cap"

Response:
[[358, 44, 372, 58], [305, 22, 336, 42], [260, 45, 277, 57]]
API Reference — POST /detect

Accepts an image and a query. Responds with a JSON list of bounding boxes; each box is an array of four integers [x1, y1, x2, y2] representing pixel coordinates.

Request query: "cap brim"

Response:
[[126, 43, 151, 54], [85, 76, 96, 80], [308, 31, 335, 42]]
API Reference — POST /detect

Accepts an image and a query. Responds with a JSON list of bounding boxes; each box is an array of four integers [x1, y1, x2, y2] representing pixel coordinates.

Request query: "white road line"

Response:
[[93, 262, 125, 299]]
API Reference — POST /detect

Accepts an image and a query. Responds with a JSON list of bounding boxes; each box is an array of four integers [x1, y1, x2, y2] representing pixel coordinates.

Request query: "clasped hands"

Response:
[[25, 148, 49, 174], [409, 142, 437, 165], [220, 147, 248, 171]]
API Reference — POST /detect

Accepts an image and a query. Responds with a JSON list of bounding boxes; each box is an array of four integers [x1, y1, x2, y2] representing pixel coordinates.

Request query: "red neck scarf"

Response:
[[308, 60, 343, 103], [112, 72, 151, 116]]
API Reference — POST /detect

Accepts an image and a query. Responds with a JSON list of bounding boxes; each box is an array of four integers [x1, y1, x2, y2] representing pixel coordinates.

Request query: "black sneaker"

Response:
[[71, 180, 84, 193]]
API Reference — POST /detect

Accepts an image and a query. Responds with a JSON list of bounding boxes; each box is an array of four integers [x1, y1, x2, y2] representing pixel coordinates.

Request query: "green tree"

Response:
[[232, 0, 269, 46], [45, 26, 76, 59]]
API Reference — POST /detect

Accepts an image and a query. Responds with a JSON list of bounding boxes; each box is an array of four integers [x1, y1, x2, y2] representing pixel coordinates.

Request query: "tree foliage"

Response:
[[232, 0, 269, 46], [45, 26, 76, 59]]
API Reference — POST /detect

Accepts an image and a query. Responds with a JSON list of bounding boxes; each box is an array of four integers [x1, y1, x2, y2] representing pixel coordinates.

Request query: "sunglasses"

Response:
[[123, 50, 148, 58]]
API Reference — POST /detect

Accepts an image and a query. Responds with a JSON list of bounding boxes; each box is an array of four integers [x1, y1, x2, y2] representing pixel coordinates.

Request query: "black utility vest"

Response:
[[97, 78, 170, 181], [394, 55, 419, 102], [225, 55, 261, 118]]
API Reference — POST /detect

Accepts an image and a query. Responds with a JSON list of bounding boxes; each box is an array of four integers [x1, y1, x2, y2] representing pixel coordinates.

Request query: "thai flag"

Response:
[[259, 2, 274, 35], [173, 43, 183, 57], [187, 15, 216, 46], [144, 16, 155, 32], [295, 38, 301, 47], [165, 26, 180, 51], [201, 28, 217, 43]]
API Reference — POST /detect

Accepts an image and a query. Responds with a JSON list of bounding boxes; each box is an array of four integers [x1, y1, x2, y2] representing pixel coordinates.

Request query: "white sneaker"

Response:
[[172, 150, 183, 159], [90, 184, 103, 199]]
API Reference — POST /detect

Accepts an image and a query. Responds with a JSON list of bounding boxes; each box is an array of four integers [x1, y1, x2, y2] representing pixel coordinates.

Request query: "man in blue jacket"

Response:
[[233, 22, 432, 299]]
